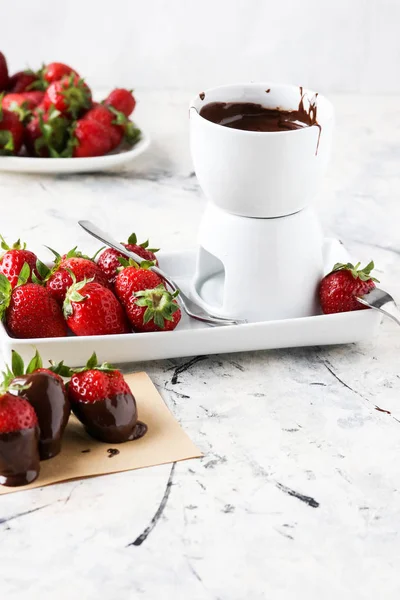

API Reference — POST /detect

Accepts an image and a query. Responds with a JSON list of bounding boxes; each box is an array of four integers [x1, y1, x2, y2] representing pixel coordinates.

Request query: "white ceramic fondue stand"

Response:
[[189, 83, 334, 322]]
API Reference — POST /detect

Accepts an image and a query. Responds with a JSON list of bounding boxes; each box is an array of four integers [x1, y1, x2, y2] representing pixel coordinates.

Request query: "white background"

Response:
[[2, 0, 399, 93]]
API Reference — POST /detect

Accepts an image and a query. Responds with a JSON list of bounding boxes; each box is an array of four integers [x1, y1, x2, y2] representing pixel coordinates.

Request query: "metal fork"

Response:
[[357, 288, 400, 326], [78, 220, 246, 327]]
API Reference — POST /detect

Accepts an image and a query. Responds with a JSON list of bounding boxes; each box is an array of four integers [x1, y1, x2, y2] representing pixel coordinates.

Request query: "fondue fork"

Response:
[[357, 288, 400, 326], [79, 220, 246, 327]]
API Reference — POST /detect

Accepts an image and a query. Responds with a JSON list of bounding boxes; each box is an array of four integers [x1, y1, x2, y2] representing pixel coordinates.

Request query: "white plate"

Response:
[[0, 133, 150, 174], [0, 243, 382, 367]]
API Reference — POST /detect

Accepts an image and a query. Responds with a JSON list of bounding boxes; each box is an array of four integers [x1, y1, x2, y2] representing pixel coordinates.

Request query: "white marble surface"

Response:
[[0, 91, 400, 599]]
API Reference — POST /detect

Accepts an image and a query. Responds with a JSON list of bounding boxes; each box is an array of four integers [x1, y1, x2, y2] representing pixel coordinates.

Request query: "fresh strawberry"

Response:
[[8, 70, 38, 93], [67, 119, 113, 158], [105, 88, 136, 117], [0, 263, 67, 338], [42, 62, 78, 85], [0, 52, 9, 91], [63, 276, 130, 336], [21, 91, 44, 107], [97, 233, 159, 284], [0, 379, 40, 486], [40, 247, 111, 304], [68, 353, 147, 443], [43, 74, 91, 118], [115, 265, 162, 305], [0, 236, 39, 288], [82, 103, 123, 149], [1, 92, 38, 122], [24, 107, 69, 157], [319, 261, 378, 314], [125, 284, 181, 332], [0, 102, 24, 155]]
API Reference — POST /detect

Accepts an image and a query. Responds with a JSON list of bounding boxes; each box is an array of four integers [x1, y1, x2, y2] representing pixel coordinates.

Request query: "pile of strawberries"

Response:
[[0, 51, 140, 158], [0, 232, 181, 339]]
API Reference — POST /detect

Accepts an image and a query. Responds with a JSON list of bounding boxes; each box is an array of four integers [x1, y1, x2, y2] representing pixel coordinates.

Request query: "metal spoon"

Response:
[[78, 220, 246, 327], [357, 288, 400, 326]]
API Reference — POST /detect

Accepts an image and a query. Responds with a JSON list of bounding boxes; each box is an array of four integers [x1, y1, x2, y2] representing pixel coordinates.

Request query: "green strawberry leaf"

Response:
[[48, 360, 72, 378], [11, 350, 25, 377], [17, 262, 31, 287], [127, 233, 137, 245], [86, 352, 98, 370], [36, 258, 51, 280], [26, 349, 43, 374]]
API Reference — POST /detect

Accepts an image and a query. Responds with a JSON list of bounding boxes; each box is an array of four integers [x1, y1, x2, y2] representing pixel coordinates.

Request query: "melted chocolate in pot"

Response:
[[0, 427, 40, 487], [199, 87, 321, 153]]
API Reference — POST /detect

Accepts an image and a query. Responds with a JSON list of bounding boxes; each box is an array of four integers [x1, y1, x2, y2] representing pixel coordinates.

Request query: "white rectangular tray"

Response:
[[0, 246, 381, 367]]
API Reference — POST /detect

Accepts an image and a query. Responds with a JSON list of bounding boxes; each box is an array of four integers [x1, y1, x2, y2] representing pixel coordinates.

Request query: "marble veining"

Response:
[[0, 91, 399, 599]]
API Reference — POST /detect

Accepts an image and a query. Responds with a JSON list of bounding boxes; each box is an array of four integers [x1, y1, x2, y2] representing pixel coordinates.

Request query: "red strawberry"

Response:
[[82, 103, 123, 149], [0, 383, 40, 487], [42, 248, 111, 304], [125, 284, 181, 332], [105, 88, 136, 117], [43, 74, 91, 118], [319, 261, 378, 314], [0, 392, 38, 434], [0, 263, 67, 339], [0, 104, 24, 155], [97, 233, 159, 284], [115, 265, 162, 305], [21, 91, 44, 107], [68, 353, 147, 443], [0, 52, 9, 91], [25, 107, 69, 157], [69, 119, 113, 158], [8, 70, 38, 93], [63, 277, 130, 336], [0, 236, 39, 288], [43, 62, 78, 85]]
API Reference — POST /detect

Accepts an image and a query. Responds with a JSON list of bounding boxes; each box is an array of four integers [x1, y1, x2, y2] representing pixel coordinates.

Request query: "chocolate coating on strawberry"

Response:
[[68, 354, 147, 444], [0, 392, 40, 487], [13, 372, 70, 460], [0, 428, 40, 486]]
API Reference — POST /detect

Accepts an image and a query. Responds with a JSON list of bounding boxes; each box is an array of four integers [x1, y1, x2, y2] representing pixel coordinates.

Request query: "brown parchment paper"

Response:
[[0, 372, 202, 495]]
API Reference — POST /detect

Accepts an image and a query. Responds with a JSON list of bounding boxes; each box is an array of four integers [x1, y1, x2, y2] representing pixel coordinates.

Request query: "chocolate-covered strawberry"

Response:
[[9, 350, 70, 460], [0, 384, 40, 487], [68, 353, 147, 443]]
